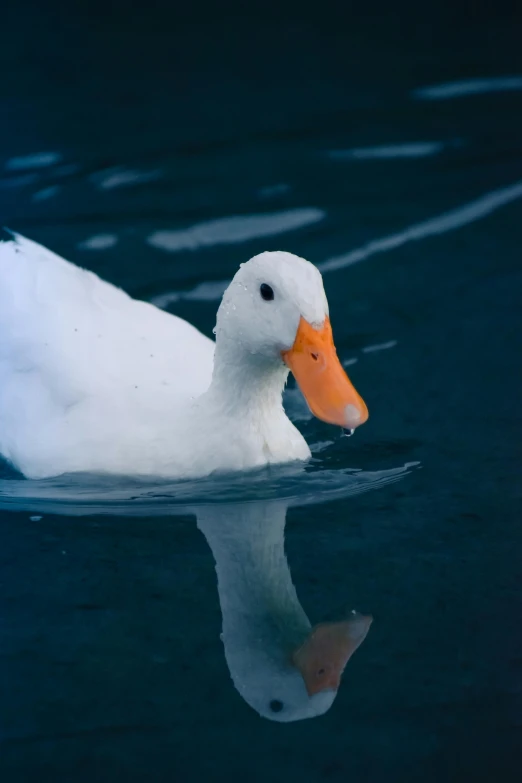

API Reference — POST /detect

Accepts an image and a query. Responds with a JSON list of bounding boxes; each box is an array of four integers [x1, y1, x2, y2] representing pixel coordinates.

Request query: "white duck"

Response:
[[0, 233, 368, 479], [197, 499, 372, 722]]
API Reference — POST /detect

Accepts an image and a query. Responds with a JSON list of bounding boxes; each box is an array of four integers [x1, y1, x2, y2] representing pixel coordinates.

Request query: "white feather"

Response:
[[0, 235, 323, 478]]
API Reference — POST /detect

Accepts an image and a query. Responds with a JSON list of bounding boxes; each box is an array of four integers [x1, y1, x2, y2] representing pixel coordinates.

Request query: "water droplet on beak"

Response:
[[342, 428, 355, 437]]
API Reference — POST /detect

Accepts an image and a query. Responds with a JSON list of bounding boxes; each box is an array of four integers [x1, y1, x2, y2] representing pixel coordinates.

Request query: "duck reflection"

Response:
[[1, 463, 416, 731], [197, 499, 372, 722]]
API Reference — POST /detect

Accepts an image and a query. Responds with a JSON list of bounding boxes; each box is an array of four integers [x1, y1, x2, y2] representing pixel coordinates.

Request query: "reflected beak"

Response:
[[292, 614, 373, 697], [282, 317, 368, 430]]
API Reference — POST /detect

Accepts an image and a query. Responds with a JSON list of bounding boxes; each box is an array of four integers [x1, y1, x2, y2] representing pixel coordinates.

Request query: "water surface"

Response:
[[0, 2, 521, 781]]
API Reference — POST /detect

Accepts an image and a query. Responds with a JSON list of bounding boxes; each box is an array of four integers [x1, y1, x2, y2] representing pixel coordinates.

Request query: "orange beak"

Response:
[[282, 317, 368, 430], [292, 614, 373, 697]]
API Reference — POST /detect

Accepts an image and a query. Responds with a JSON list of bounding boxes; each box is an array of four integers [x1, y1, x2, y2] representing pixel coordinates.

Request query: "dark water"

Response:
[[1, 2, 521, 781]]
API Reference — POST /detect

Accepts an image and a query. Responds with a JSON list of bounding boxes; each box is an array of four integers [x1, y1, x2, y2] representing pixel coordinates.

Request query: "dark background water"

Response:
[[1, 1, 521, 781]]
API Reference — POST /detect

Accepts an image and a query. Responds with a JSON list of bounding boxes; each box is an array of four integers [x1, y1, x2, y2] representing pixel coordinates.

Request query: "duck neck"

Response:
[[197, 501, 311, 648], [205, 337, 290, 419]]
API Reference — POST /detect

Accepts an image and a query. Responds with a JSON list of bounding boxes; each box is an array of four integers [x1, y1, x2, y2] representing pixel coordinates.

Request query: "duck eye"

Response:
[[269, 699, 284, 713], [260, 283, 274, 301]]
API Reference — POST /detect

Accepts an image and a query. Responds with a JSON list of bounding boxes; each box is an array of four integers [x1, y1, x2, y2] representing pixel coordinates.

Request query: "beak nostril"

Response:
[[311, 352, 319, 361]]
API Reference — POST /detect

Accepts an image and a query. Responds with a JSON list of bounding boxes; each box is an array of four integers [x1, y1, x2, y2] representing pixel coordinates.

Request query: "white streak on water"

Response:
[[183, 280, 229, 301], [93, 167, 162, 190], [77, 234, 118, 251], [150, 291, 181, 308], [413, 75, 522, 100], [362, 340, 398, 353], [5, 152, 62, 170], [32, 185, 61, 202], [147, 208, 324, 253], [150, 180, 522, 306], [310, 440, 334, 453], [258, 183, 291, 198], [318, 180, 522, 273], [342, 357, 359, 367], [329, 142, 444, 160], [150, 280, 229, 309]]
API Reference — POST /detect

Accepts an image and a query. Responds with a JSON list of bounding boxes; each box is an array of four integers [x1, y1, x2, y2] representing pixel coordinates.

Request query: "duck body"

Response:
[[0, 234, 366, 480]]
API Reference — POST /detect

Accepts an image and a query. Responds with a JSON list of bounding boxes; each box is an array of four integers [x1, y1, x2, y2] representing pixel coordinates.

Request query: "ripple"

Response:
[[147, 208, 325, 253], [77, 234, 119, 251], [5, 152, 62, 171], [150, 279, 229, 308], [328, 142, 445, 160], [149, 180, 522, 304], [318, 179, 522, 272], [0, 461, 420, 517], [258, 183, 291, 198], [362, 340, 397, 353], [413, 75, 522, 100], [31, 185, 62, 202], [91, 166, 162, 190]]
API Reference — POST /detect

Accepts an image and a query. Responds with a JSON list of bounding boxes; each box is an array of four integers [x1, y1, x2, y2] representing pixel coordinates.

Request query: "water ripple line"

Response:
[[150, 179, 522, 305]]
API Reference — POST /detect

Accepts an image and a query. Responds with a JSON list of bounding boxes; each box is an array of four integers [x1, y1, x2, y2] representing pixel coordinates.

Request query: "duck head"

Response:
[[214, 251, 368, 431], [292, 613, 373, 697]]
